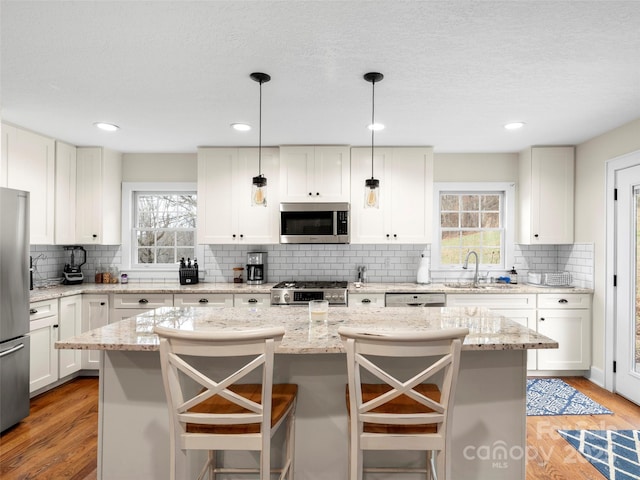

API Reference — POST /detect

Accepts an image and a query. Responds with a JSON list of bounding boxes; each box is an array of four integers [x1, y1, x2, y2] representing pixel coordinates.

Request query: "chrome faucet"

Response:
[[463, 250, 479, 287]]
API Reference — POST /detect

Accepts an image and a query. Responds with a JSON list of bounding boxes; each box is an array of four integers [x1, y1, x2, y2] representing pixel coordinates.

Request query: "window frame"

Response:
[[121, 182, 202, 275], [432, 182, 515, 272]]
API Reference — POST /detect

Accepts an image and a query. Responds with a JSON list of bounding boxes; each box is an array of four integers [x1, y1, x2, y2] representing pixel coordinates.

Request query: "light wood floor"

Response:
[[1, 376, 639, 479]]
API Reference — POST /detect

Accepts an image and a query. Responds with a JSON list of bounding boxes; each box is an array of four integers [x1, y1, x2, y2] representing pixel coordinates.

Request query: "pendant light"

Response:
[[251, 72, 270, 207], [364, 72, 383, 209]]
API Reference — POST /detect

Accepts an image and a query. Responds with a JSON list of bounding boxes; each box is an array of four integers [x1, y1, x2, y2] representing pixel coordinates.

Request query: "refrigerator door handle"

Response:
[[0, 343, 25, 358]]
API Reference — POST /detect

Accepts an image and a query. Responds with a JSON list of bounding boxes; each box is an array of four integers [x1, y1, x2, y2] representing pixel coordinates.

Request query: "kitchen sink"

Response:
[[444, 282, 514, 290]]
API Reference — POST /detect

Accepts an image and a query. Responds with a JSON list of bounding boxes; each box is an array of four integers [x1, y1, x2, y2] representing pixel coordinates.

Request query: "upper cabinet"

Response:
[[518, 146, 574, 244], [350, 147, 434, 244], [197, 147, 279, 244], [279, 146, 350, 202], [76, 147, 122, 245], [55, 141, 77, 245], [1, 123, 56, 244]]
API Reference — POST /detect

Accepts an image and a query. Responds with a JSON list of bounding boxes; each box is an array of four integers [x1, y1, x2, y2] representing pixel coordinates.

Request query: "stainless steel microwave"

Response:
[[280, 202, 350, 244]]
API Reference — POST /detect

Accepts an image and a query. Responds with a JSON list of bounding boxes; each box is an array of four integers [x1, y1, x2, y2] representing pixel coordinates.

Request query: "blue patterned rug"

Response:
[[527, 378, 612, 416], [559, 430, 640, 479]]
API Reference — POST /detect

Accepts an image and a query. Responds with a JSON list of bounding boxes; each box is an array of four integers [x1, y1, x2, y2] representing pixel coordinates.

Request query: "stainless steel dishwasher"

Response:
[[385, 292, 446, 307]]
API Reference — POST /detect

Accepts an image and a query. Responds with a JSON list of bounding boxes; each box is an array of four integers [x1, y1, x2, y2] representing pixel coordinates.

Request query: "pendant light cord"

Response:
[[370, 79, 375, 179], [258, 79, 263, 177]]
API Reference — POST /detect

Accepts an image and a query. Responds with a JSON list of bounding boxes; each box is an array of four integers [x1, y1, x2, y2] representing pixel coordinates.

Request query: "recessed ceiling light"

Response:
[[231, 123, 251, 131], [368, 123, 385, 131], [504, 122, 525, 130], [94, 122, 119, 132]]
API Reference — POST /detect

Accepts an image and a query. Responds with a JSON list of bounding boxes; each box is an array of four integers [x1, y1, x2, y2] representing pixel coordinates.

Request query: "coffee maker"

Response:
[[62, 246, 87, 285], [246, 252, 266, 285]]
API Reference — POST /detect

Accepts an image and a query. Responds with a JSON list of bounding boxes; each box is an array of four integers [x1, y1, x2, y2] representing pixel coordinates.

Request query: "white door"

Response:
[[614, 163, 640, 404]]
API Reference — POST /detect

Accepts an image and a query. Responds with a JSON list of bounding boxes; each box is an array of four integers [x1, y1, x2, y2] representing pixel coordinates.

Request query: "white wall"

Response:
[[122, 153, 197, 182], [434, 153, 518, 182], [575, 118, 640, 372]]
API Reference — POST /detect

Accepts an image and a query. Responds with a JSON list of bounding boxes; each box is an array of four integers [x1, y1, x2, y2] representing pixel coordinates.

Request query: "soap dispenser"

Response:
[[417, 249, 431, 284], [509, 266, 518, 284]]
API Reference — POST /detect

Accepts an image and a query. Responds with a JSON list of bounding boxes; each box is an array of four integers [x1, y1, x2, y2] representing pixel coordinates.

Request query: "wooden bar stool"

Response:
[[155, 325, 297, 480], [339, 326, 469, 480]]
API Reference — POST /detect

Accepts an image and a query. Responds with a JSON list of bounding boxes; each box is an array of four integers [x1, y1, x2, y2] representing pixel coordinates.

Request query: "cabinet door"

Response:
[[81, 295, 109, 369], [3, 124, 55, 244], [76, 147, 122, 245], [492, 308, 537, 370], [234, 293, 270, 308], [388, 147, 433, 243], [29, 318, 58, 392], [236, 148, 280, 243], [55, 141, 77, 244], [197, 148, 237, 243], [280, 146, 313, 201], [349, 293, 386, 307], [174, 293, 234, 307], [519, 147, 574, 244], [58, 296, 82, 378], [350, 147, 390, 243], [537, 309, 590, 370], [313, 146, 350, 201]]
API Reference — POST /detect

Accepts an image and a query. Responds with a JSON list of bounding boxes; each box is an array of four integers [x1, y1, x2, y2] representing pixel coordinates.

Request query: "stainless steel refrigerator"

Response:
[[0, 187, 30, 432]]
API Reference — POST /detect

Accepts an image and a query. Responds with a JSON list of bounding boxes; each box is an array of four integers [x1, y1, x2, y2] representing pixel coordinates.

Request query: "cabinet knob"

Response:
[[316, 192, 320, 196], [199, 298, 209, 304], [361, 298, 371, 304], [248, 298, 258, 304], [53, 324, 59, 328], [232, 234, 236, 238], [100, 302, 106, 306], [139, 298, 149, 304], [308, 192, 312, 196], [240, 234, 244, 239], [558, 299, 569, 304], [540, 317, 545, 321], [393, 234, 397, 238], [92, 234, 98, 238], [30, 309, 38, 315], [386, 234, 390, 238], [534, 234, 539, 238]]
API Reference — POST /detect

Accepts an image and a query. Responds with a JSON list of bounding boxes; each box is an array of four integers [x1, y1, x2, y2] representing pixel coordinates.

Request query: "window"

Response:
[[134, 192, 196, 265], [122, 183, 200, 271], [433, 183, 515, 270]]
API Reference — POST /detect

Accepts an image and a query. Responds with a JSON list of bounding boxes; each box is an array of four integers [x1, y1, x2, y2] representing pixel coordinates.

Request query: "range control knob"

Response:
[[283, 293, 290, 302], [272, 295, 280, 302]]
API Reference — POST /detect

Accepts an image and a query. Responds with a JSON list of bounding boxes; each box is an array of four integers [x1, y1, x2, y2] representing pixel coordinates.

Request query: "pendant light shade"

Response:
[[251, 72, 271, 207], [364, 72, 383, 209]]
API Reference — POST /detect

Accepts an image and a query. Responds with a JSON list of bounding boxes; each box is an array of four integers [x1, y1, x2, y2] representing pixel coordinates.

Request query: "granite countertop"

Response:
[[31, 281, 591, 303], [55, 305, 558, 354]]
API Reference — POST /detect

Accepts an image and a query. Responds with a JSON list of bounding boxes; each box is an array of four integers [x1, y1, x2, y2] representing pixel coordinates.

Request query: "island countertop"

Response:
[[56, 305, 558, 353]]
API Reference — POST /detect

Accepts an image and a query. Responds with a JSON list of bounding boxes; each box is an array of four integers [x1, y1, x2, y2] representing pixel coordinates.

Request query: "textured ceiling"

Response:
[[1, 1, 639, 153]]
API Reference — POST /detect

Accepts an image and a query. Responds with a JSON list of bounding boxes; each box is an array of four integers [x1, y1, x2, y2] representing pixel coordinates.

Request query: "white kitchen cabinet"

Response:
[[350, 147, 433, 244], [446, 293, 537, 369], [518, 146, 574, 244], [110, 293, 174, 323], [349, 293, 386, 307], [54, 141, 78, 245], [234, 293, 271, 308], [76, 147, 122, 244], [81, 294, 110, 369], [29, 299, 59, 392], [58, 295, 82, 378], [2, 123, 56, 244], [279, 146, 350, 202], [174, 293, 234, 307], [536, 293, 591, 371], [197, 147, 279, 244]]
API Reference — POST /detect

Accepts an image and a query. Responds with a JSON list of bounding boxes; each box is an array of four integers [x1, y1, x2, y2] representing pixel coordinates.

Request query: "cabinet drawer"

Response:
[[29, 299, 59, 320], [234, 294, 270, 308], [112, 294, 174, 309], [446, 294, 536, 309], [537, 293, 591, 309], [174, 294, 234, 307], [349, 293, 385, 307]]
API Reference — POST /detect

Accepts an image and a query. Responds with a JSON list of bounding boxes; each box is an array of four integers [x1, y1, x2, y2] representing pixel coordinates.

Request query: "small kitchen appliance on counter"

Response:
[[271, 281, 348, 306], [246, 252, 266, 285], [62, 246, 86, 285]]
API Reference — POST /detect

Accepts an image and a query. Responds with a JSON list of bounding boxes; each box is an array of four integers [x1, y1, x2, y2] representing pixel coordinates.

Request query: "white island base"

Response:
[[98, 348, 527, 480]]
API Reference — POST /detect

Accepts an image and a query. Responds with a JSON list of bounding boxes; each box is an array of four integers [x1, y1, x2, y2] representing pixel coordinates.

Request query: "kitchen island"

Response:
[[57, 305, 557, 480]]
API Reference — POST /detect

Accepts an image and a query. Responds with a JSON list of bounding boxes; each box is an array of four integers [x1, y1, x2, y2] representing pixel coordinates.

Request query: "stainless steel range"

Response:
[[271, 281, 348, 306]]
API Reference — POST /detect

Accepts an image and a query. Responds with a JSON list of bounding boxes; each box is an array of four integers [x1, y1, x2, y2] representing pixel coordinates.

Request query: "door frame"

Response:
[[605, 149, 640, 392]]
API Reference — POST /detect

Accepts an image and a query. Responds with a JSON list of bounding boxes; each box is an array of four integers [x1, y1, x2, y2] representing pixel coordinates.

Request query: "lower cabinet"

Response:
[[110, 293, 174, 323], [81, 294, 109, 370], [234, 293, 270, 308], [174, 293, 234, 307], [536, 294, 591, 370], [29, 295, 83, 393], [349, 293, 385, 307]]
